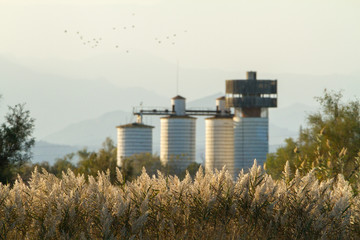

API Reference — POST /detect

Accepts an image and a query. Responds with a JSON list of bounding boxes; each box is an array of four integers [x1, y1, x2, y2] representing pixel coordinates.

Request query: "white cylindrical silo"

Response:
[[116, 122, 154, 167], [160, 116, 196, 171], [233, 112, 268, 175], [205, 116, 234, 177]]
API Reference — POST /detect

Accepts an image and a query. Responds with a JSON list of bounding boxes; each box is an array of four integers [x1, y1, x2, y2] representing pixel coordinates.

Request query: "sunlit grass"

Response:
[[1, 161, 359, 239]]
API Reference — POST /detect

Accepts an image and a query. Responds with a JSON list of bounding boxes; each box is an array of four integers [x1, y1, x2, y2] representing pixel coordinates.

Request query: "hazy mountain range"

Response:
[[39, 95, 309, 164], [0, 55, 169, 138], [1, 54, 355, 165]]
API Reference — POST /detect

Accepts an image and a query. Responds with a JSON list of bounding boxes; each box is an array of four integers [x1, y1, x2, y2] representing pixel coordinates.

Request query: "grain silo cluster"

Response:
[[116, 71, 277, 178]]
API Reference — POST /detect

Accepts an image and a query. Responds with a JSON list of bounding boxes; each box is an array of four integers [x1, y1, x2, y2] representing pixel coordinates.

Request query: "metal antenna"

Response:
[[176, 60, 179, 95]]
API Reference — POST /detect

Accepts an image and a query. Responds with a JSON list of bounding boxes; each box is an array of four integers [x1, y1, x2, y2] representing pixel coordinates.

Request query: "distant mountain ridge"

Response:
[[40, 94, 308, 164], [32, 141, 84, 165], [0, 56, 169, 138], [2, 54, 359, 139], [2, 54, 354, 164]]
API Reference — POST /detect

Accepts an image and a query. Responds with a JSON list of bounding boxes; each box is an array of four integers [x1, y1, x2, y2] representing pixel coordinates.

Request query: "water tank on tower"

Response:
[[205, 97, 234, 176], [160, 95, 196, 171], [116, 117, 154, 168], [226, 71, 277, 174]]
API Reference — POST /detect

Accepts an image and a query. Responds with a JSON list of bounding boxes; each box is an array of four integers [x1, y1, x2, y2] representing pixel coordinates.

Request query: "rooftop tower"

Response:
[[225, 71, 277, 174]]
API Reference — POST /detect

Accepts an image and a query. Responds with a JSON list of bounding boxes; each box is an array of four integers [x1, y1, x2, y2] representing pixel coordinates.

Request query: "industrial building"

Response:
[[116, 116, 154, 168], [160, 96, 196, 170], [226, 71, 277, 175], [129, 95, 220, 171], [205, 97, 234, 176], [116, 71, 277, 178]]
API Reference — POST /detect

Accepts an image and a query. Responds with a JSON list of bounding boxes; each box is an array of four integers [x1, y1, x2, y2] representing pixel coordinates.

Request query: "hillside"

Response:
[[40, 94, 305, 163], [0, 56, 169, 138], [32, 141, 84, 165]]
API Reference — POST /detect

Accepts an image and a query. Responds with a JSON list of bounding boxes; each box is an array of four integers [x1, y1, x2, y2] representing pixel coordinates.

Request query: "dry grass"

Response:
[[1, 161, 359, 239]]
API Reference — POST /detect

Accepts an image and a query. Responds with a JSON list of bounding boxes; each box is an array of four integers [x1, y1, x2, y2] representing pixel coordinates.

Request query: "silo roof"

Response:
[[216, 96, 226, 100], [116, 122, 154, 129], [172, 95, 185, 100]]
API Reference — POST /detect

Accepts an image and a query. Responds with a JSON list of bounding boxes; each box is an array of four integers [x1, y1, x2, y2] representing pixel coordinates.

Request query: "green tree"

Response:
[[76, 137, 117, 182], [121, 153, 162, 181], [265, 138, 298, 180], [51, 153, 76, 177], [19, 161, 51, 182], [266, 90, 360, 184], [121, 153, 201, 181], [181, 162, 202, 179], [0, 104, 35, 184]]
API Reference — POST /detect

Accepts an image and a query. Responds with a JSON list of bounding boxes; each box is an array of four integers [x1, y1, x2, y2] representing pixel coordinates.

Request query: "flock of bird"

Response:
[[154, 30, 188, 45], [63, 13, 188, 54], [64, 30, 103, 49]]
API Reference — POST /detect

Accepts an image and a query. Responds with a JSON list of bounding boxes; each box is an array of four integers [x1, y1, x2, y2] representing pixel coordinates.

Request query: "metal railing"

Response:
[[133, 106, 233, 116]]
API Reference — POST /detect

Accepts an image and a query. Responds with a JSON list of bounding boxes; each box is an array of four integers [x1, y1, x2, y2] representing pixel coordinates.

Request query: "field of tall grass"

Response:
[[1, 161, 359, 239]]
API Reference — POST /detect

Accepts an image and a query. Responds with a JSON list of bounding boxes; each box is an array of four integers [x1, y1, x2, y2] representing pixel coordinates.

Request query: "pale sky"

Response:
[[1, 0, 359, 140], [1, 0, 359, 74]]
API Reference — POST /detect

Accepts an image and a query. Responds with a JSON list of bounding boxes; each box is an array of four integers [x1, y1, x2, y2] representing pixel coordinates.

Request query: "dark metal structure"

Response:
[[225, 72, 277, 109], [133, 107, 232, 117]]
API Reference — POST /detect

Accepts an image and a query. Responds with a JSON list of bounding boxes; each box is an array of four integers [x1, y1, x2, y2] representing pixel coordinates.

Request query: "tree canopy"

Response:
[[266, 90, 360, 186], [0, 104, 35, 183], [20, 137, 201, 184]]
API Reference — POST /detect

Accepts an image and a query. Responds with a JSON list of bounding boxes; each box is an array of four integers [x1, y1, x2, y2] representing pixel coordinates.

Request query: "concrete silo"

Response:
[[116, 118, 154, 168], [160, 95, 196, 171], [233, 112, 269, 171], [226, 71, 277, 174], [205, 97, 234, 176]]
